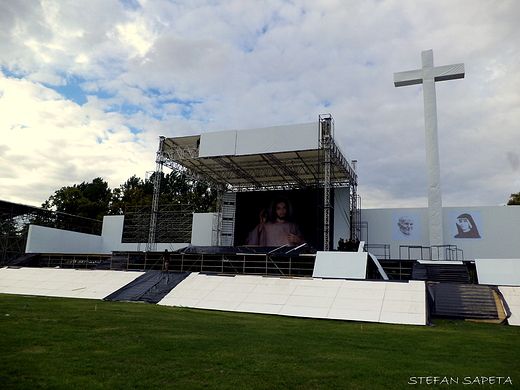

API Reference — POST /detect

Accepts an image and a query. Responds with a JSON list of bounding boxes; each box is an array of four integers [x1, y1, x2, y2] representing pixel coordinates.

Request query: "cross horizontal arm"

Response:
[[394, 69, 423, 87], [394, 63, 465, 88], [431, 63, 465, 82]]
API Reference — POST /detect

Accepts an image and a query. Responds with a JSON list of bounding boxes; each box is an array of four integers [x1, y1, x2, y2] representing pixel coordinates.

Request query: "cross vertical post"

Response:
[[394, 50, 464, 249]]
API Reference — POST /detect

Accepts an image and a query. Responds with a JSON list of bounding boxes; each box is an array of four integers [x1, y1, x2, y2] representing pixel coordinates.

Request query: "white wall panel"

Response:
[[363, 206, 520, 260], [26, 225, 103, 254], [235, 122, 319, 156], [199, 130, 237, 157], [191, 213, 216, 246], [312, 251, 367, 279], [333, 187, 351, 247], [25, 215, 188, 255], [475, 259, 520, 286]]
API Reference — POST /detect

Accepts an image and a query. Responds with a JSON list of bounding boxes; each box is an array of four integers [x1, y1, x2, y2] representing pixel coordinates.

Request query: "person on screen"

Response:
[[246, 196, 305, 247], [454, 213, 481, 239]]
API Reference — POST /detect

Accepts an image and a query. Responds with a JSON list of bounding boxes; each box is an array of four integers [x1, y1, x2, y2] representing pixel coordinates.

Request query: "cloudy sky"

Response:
[[1, 0, 519, 209]]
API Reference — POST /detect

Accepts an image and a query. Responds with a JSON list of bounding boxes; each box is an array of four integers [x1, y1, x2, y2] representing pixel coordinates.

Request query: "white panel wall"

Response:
[[333, 187, 351, 247], [313, 252, 367, 279], [362, 206, 520, 260], [235, 122, 319, 155], [191, 213, 216, 246], [26, 225, 103, 254], [199, 130, 237, 157], [475, 259, 520, 286], [26, 215, 189, 254]]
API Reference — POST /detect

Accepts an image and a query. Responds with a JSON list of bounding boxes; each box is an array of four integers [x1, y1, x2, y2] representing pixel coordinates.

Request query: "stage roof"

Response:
[[159, 121, 357, 190]]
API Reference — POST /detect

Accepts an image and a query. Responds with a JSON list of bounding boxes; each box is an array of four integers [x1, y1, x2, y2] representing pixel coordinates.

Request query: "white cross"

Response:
[[394, 50, 464, 250]]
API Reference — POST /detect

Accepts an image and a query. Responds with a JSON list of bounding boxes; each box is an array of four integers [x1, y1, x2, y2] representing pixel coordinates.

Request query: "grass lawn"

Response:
[[1, 294, 519, 389]]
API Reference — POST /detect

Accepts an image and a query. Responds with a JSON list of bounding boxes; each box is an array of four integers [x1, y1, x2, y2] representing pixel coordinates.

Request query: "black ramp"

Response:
[[104, 271, 189, 304]]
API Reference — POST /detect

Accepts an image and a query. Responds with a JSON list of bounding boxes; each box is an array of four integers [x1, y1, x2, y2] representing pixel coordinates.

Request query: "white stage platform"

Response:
[[0, 267, 143, 299], [499, 286, 520, 326], [158, 273, 428, 326], [0, 267, 427, 325]]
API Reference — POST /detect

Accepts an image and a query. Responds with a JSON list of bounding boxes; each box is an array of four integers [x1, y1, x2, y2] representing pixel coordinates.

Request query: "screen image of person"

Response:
[[454, 213, 481, 239], [246, 196, 305, 246]]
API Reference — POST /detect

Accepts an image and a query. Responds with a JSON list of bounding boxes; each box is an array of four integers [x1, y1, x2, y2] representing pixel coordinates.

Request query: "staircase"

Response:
[[412, 262, 470, 283], [428, 283, 508, 323]]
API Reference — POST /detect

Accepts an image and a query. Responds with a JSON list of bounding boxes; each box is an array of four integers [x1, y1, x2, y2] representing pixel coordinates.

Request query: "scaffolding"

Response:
[[148, 115, 358, 251], [124, 204, 195, 246], [0, 200, 102, 265]]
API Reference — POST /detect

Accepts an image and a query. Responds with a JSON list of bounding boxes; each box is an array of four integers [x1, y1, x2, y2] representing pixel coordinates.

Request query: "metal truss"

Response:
[[148, 115, 358, 251], [0, 200, 102, 265]]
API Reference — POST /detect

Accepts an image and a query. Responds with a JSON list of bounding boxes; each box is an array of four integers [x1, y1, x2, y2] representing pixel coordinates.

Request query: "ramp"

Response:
[[498, 286, 520, 326], [104, 271, 189, 304], [0, 267, 143, 299], [158, 273, 427, 326]]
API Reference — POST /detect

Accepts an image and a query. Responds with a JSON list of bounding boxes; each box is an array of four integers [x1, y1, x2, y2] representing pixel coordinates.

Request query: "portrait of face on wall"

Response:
[[234, 189, 324, 250], [451, 211, 482, 240], [392, 213, 422, 241]]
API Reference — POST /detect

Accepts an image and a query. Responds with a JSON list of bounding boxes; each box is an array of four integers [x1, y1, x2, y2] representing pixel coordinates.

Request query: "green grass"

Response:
[[1, 294, 519, 390]]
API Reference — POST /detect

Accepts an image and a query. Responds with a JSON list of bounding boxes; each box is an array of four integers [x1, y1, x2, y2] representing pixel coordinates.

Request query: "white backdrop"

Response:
[[362, 206, 520, 260]]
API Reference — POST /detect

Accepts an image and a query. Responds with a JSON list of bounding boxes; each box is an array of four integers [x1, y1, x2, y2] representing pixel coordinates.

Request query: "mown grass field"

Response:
[[1, 294, 519, 389]]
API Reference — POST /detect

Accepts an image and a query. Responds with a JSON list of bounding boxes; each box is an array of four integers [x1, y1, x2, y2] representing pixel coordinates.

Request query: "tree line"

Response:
[[42, 172, 219, 221], [40, 176, 520, 218], [507, 192, 520, 205]]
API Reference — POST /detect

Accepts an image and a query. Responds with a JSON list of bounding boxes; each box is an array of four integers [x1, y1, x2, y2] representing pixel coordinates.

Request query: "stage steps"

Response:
[[428, 283, 508, 323], [412, 262, 470, 283]]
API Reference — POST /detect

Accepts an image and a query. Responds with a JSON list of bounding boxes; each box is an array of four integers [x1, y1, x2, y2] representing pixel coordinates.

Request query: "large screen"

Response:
[[234, 189, 325, 250]]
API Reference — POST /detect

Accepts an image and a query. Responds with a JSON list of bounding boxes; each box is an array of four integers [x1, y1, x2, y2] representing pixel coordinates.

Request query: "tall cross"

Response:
[[394, 50, 464, 249]]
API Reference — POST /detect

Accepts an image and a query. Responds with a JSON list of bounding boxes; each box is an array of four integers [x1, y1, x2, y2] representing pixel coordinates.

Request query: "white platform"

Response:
[[312, 251, 367, 279], [0, 267, 143, 299], [475, 259, 520, 286], [158, 273, 427, 326], [499, 286, 520, 326]]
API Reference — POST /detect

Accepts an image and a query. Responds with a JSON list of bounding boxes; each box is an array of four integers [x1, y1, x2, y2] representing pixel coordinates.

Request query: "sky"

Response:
[[1, 0, 519, 209]]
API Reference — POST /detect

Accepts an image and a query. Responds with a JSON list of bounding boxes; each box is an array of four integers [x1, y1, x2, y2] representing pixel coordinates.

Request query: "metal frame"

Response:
[[148, 115, 358, 251], [0, 200, 102, 265]]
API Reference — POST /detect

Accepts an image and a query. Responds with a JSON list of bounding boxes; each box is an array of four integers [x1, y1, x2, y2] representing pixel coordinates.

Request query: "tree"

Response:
[[507, 192, 520, 205], [161, 171, 218, 212], [42, 178, 111, 220], [109, 175, 155, 214], [42, 172, 219, 220]]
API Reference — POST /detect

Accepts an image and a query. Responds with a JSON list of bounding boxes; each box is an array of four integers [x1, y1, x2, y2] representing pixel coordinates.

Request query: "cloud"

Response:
[[0, 0, 519, 211]]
